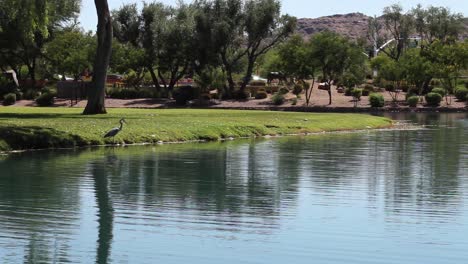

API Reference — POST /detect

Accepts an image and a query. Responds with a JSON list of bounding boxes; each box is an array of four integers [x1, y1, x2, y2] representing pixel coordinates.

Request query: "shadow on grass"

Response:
[[0, 126, 89, 150]]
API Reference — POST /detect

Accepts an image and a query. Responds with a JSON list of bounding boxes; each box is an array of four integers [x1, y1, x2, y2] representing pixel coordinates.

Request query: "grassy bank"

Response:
[[0, 107, 392, 151]]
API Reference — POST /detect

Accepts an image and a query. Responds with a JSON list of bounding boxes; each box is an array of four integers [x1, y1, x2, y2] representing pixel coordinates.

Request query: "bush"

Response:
[[407, 96, 419, 107], [364, 84, 374, 91], [278, 87, 289, 95], [255, 91, 268, 99], [369, 93, 385, 107], [107, 88, 153, 99], [431, 87, 446, 97], [249, 80, 266, 87], [232, 89, 249, 100], [2, 93, 16, 106], [425, 92, 442, 107], [351, 88, 363, 101], [344, 88, 352, 96], [22, 89, 41, 100], [0, 75, 17, 98], [385, 84, 395, 91], [271, 93, 285, 105], [291, 98, 298, 105], [362, 90, 370, 96], [292, 84, 303, 96], [173, 86, 196, 105], [454, 87, 468, 101], [35, 92, 55, 106]]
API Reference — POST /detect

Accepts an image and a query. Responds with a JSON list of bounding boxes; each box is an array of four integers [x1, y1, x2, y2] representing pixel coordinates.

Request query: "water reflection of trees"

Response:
[[0, 151, 82, 263], [102, 141, 302, 232]]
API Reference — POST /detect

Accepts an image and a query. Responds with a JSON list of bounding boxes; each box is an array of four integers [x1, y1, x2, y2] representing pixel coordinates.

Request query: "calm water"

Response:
[[0, 113, 467, 264]]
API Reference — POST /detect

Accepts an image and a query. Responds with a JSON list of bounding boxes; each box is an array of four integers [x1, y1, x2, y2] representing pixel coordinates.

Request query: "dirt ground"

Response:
[[9, 83, 468, 111]]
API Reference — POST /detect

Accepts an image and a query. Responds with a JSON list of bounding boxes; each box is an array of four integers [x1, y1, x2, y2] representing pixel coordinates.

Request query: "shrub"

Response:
[[425, 92, 442, 107], [351, 88, 363, 101], [2, 93, 16, 106], [22, 89, 41, 100], [454, 87, 468, 101], [107, 88, 153, 99], [364, 84, 374, 92], [271, 93, 285, 105], [278, 87, 289, 95], [362, 90, 370, 96], [173, 86, 196, 105], [0, 75, 17, 98], [431, 87, 446, 97], [249, 80, 266, 87], [291, 98, 298, 105], [292, 84, 303, 96], [255, 91, 268, 99], [35, 92, 55, 106], [385, 84, 395, 91], [344, 88, 352, 96], [232, 89, 249, 100], [407, 96, 419, 107], [369, 93, 385, 107]]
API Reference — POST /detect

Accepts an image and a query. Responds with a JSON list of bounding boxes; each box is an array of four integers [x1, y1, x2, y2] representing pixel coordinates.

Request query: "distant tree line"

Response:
[[1, 1, 467, 113]]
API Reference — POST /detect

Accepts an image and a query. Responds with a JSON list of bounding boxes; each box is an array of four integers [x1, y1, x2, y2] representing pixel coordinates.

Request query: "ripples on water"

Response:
[[0, 113, 467, 263]]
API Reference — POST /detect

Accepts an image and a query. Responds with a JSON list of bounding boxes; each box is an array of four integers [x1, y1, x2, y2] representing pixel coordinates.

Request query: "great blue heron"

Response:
[[104, 118, 127, 142]]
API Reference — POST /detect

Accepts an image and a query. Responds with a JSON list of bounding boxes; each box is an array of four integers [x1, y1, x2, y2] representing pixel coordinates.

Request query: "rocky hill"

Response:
[[296, 13, 468, 41]]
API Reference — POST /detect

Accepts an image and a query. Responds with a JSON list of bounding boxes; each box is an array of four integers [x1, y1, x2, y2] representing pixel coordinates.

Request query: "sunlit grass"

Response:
[[0, 107, 392, 151]]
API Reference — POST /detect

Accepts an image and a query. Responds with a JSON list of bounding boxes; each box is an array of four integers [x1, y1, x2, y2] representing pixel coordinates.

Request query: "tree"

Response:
[[309, 32, 361, 105], [194, 0, 245, 97], [400, 48, 433, 96], [239, 0, 296, 91], [380, 4, 413, 61], [0, 0, 80, 84], [45, 30, 95, 80], [155, 2, 197, 94], [371, 55, 405, 102], [412, 5, 464, 45], [425, 40, 468, 105], [268, 35, 317, 105], [83, 0, 113, 115]]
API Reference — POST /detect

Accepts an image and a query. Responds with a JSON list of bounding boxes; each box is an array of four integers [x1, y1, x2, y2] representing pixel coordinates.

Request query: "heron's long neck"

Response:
[[119, 121, 124, 130]]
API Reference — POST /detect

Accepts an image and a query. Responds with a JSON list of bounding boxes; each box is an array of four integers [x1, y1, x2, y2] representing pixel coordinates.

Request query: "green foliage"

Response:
[[425, 92, 442, 106], [369, 93, 385, 107], [255, 91, 268, 99], [407, 96, 419, 107], [431, 87, 446, 97], [309, 32, 366, 104], [279, 87, 289, 95], [0, 75, 17, 98], [45, 30, 95, 80], [173, 86, 197, 105], [292, 84, 303, 96], [351, 89, 363, 100], [2, 93, 16, 106], [35, 91, 56, 107], [107, 88, 155, 99], [271, 92, 285, 105], [454, 87, 468, 101]]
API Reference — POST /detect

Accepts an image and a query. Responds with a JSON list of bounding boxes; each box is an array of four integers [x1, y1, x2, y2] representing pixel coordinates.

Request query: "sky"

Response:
[[78, 0, 468, 31]]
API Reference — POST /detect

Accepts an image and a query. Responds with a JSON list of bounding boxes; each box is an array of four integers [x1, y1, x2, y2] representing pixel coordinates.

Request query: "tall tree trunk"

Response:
[[327, 81, 332, 105], [83, 0, 113, 115], [147, 66, 161, 91], [241, 57, 255, 92]]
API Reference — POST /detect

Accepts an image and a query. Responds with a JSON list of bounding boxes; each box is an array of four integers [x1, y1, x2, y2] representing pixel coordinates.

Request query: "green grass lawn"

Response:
[[0, 107, 392, 151]]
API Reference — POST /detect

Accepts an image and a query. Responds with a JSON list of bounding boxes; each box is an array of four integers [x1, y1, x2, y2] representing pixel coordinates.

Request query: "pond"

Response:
[[0, 113, 467, 264]]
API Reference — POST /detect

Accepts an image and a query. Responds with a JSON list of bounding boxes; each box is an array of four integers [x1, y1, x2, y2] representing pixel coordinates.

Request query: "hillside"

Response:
[[296, 13, 468, 41]]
